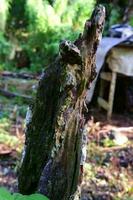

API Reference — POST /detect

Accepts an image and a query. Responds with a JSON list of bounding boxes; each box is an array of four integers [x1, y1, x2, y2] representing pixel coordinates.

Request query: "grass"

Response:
[[0, 75, 35, 155]]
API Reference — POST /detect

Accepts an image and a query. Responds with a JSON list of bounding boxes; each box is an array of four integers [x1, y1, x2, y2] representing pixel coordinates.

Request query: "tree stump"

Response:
[[18, 5, 105, 200]]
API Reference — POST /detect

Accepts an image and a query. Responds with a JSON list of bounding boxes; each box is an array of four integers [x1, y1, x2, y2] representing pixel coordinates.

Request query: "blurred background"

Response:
[[0, 0, 132, 72]]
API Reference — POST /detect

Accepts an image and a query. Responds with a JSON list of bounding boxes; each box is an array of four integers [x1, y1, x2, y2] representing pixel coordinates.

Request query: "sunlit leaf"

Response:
[[0, 187, 13, 200]]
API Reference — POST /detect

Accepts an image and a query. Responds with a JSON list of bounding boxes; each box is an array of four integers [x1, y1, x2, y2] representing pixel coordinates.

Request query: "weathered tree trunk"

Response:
[[18, 5, 105, 200]]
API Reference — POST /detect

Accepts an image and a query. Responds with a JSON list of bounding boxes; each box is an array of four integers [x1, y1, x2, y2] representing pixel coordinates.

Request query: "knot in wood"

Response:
[[59, 40, 82, 65]]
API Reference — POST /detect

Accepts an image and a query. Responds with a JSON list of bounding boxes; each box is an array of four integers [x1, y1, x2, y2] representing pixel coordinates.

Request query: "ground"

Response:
[[0, 74, 133, 200], [81, 110, 133, 200]]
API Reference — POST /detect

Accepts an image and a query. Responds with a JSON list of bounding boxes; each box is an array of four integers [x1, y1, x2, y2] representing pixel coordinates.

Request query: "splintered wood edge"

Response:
[[83, 5, 105, 45]]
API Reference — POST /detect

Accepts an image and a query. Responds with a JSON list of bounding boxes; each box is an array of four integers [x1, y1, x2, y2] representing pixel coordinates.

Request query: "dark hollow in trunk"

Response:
[[18, 5, 105, 200]]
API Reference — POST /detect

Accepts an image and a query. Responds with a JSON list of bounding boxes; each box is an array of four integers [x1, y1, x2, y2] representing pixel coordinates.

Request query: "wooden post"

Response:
[[108, 71, 117, 119], [18, 5, 105, 200]]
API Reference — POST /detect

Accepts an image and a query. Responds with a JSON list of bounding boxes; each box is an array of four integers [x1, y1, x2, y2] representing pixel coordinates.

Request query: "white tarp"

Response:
[[86, 36, 133, 102], [107, 47, 133, 76]]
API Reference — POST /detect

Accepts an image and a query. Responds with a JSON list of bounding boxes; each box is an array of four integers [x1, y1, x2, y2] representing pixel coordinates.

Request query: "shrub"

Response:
[[25, 0, 95, 70], [0, 0, 96, 71], [0, 32, 11, 62]]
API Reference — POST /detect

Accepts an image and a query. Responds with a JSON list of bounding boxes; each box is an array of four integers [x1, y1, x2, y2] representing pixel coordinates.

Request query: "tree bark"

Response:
[[18, 5, 105, 200]]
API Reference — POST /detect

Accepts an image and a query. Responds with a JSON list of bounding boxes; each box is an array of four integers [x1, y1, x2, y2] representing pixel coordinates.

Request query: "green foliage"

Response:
[[7, 0, 27, 30], [97, 1, 133, 35], [0, 0, 11, 32], [0, 117, 22, 152], [0, 32, 11, 61], [1, 0, 133, 71], [102, 138, 115, 147], [26, 0, 51, 32], [0, 187, 49, 200], [0, 132, 20, 149], [68, 0, 95, 29], [0, 0, 96, 71], [54, 0, 68, 17], [24, 0, 95, 69], [25, 26, 79, 68], [130, 18, 133, 26], [109, 6, 121, 26], [0, 188, 12, 200]]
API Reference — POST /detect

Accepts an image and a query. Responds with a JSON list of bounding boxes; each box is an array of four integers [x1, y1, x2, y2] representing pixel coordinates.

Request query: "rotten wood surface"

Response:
[[18, 5, 105, 200], [0, 89, 32, 102], [0, 71, 38, 79]]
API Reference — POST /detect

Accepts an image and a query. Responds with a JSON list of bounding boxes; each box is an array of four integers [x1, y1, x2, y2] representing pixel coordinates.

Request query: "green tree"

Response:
[[24, 0, 96, 69], [0, 0, 96, 71], [0, 0, 11, 32]]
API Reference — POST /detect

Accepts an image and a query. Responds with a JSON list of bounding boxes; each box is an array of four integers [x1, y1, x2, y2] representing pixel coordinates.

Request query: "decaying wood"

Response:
[[0, 89, 32, 102], [18, 5, 105, 200], [0, 77, 37, 93], [0, 71, 38, 79]]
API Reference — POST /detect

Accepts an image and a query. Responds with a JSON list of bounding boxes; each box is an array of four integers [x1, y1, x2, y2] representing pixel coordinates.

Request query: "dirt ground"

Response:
[[0, 106, 133, 200], [81, 109, 133, 200]]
